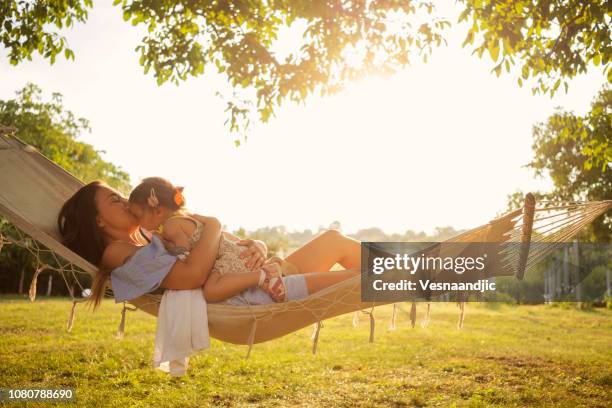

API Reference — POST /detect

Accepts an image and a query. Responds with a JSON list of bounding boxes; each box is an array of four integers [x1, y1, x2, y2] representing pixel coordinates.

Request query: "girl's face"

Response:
[[128, 202, 167, 232]]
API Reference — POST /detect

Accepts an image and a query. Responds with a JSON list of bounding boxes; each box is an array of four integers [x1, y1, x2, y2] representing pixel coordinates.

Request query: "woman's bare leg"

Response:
[[302, 269, 361, 294], [284, 229, 361, 273]]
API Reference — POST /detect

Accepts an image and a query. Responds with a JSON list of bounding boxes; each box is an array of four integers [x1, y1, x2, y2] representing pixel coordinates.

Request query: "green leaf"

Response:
[[461, 32, 474, 47], [593, 53, 601, 66], [514, 2, 524, 13], [458, 9, 470, 23]]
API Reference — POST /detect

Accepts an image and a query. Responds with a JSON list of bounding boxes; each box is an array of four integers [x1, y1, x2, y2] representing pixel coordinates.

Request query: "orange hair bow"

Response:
[[174, 186, 185, 206]]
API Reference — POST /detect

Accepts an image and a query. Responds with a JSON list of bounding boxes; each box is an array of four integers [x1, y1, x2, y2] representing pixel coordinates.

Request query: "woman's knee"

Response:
[[321, 228, 343, 239]]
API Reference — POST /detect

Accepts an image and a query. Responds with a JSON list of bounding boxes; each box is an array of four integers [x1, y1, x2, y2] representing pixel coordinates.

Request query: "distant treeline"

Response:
[[0, 222, 465, 297]]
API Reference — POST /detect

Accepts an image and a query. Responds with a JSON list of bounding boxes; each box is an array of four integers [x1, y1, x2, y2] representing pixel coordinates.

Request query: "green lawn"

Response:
[[0, 295, 610, 407]]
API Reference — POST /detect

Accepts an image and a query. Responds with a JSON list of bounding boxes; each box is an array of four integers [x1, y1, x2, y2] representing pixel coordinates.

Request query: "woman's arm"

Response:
[[158, 215, 222, 290]]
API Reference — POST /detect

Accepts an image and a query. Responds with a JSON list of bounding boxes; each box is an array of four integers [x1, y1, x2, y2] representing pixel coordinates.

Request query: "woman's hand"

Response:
[[237, 239, 268, 271]]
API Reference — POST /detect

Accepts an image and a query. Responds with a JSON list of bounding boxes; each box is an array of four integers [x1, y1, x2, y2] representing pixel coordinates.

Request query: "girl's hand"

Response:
[[237, 239, 268, 271]]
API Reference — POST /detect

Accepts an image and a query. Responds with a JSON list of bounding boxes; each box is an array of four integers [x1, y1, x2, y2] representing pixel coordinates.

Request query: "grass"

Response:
[[0, 295, 611, 407]]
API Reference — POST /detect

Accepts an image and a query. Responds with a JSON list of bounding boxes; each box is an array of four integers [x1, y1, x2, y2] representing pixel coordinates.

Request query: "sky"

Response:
[[0, 1, 607, 235]]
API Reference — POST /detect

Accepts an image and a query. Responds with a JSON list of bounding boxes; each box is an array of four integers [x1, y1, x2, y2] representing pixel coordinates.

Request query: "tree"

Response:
[[529, 85, 611, 241], [328, 220, 342, 231], [457, 0, 611, 97], [0, 83, 131, 295], [2, 1, 608, 140], [0, 0, 450, 140], [242, 226, 290, 257], [506, 85, 611, 241], [0, 83, 131, 193]]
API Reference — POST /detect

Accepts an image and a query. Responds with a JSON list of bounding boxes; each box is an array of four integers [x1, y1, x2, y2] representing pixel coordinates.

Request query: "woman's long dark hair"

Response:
[[58, 180, 108, 309], [58, 180, 106, 265]]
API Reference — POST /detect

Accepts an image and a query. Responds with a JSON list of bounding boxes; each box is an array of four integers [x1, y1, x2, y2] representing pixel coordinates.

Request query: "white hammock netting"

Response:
[[1, 127, 610, 354]]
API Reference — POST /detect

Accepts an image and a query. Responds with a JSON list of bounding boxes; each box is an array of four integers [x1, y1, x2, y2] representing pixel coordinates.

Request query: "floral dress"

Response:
[[157, 215, 304, 305]]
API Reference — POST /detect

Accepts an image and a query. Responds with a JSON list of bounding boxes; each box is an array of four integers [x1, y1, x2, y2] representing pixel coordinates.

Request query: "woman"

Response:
[[57, 180, 362, 309]]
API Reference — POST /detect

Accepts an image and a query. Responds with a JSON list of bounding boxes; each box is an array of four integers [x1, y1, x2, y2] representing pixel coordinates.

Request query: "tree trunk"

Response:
[[46, 274, 53, 296], [18, 268, 25, 294], [574, 240, 581, 305]]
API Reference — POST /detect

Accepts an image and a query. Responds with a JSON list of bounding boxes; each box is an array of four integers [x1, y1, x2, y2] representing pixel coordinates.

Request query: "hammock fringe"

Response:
[[352, 311, 360, 327], [66, 299, 78, 332], [116, 302, 128, 339], [312, 321, 322, 355], [421, 303, 431, 328], [369, 311, 375, 343], [389, 304, 397, 330], [28, 264, 49, 302], [245, 319, 258, 359], [116, 302, 137, 339], [410, 302, 417, 328], [457, 302, 466, 329]]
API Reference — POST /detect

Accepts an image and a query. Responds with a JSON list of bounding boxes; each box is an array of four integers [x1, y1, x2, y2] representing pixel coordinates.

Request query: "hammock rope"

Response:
[[389, 303, 398, 330], [409, 302, 417, 328], [311, 321, 323, 355], [421, 303, 431, 328]]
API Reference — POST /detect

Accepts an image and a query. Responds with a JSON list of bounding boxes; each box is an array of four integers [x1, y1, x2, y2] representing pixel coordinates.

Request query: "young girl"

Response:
[[128, 177, 295, 304]]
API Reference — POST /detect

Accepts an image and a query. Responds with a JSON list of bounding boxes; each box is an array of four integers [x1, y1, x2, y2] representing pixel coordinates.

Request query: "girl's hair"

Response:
[[129, 177, 186, 210], [58, 180, 109, 310]]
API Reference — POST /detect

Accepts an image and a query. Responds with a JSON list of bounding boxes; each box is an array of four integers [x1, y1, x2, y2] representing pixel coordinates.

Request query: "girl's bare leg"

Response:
[[203, 268, 360, 302], [302, 269, 361, 294], [284, 229, 361, 273]]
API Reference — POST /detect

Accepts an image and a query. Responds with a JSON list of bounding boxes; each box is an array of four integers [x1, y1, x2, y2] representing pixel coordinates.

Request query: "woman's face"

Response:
[[94, 186, 139, 232]]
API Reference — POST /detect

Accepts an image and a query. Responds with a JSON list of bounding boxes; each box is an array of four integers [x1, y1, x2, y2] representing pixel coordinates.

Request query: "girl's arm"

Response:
[[158, 217, 194, 250], [158, 215, 222, 290], [202, 270, 261, 302]]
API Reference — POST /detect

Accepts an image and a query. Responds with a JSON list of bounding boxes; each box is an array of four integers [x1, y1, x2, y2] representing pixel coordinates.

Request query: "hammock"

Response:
[[1, 127, 611, 353]]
